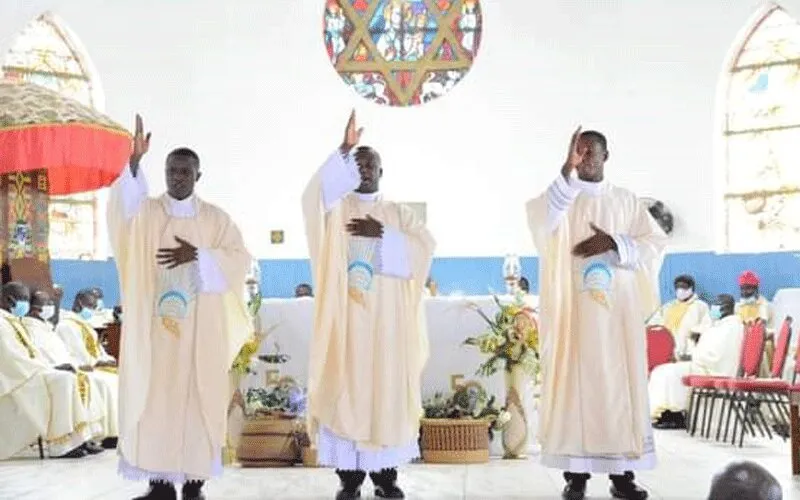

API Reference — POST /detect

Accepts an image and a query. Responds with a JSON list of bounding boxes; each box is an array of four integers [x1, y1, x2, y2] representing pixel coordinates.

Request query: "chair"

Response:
[[646, 325, 675, 377], [716, 317, 794, 446], [682, 320, 764, 438]]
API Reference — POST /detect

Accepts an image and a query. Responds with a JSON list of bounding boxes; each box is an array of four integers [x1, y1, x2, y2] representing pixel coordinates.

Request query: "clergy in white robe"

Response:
[[648, 295, 743, 424], [526, 129, 665, 500], [0, 283, 101, 459], [648, 274, 712, 358], [302, 112, 435, 500], [735, 271, 773, 328], [23, 288, 118, 440], [107, 116, 251, 500], [56, 300, 118, 370]]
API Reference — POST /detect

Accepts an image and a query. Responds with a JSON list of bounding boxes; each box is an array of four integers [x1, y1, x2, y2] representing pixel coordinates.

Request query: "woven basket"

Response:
[[420, 418, 490, 464], [237, 414, 302, 467]]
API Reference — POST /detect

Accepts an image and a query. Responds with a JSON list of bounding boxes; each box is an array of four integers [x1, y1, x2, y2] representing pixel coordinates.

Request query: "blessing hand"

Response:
[[346, 215, 383, 238], [156, 236, 198, 269], [572, 223, 617, 258]]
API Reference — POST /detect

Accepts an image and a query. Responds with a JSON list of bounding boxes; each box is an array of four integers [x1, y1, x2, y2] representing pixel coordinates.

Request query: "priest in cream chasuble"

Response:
[[302, 112, 435, 500], [526, 129, 666, 500], [107, 116, 251, 500]]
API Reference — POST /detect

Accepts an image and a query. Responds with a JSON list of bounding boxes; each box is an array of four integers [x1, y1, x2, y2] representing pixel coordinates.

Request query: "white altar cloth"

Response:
[[243, 295, 540, 457]]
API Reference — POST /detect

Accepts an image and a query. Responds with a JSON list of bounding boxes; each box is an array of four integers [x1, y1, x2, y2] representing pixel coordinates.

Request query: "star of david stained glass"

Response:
[[323, 0, 483, 107]]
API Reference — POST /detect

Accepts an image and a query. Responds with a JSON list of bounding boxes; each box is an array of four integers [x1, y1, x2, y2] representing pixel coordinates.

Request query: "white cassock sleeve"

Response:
[[320, 150, 361, 212], [117, 165, 149, 220], [377, 226, 411, 279], [611, 198, 667, 270], [545, 174, 581, 232], [197, 249, 228, 293]]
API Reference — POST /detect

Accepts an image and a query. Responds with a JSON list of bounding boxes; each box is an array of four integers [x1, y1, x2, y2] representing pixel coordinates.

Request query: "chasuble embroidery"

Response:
[[347, 235, 378, 305], [581, 260, 614, 309], [156, 263, 201, 336]]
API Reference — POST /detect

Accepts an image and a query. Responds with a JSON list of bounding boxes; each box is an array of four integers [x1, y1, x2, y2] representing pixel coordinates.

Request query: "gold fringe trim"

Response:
[[76, 371, 90, 406]]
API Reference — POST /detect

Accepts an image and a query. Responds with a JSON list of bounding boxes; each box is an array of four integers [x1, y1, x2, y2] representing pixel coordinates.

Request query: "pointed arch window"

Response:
[[720, 4, 800, 252], [1, 12, 104, 259]]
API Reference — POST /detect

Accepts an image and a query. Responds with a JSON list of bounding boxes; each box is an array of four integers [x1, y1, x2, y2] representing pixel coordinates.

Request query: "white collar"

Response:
[[572, 177, 608, 196], [355, 191, 382, 202], [166, 194, 198, 218]]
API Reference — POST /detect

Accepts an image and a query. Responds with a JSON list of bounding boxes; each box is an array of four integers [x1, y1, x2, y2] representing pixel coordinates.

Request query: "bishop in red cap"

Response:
[[735, 270, 773, 330]]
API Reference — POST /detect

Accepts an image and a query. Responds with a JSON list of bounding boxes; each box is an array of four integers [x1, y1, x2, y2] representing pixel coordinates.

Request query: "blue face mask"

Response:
[[96, 299, 104, 310], [12, 300, 30, 318], [79, 308, 94, 321], [710, 305, 722, 320]]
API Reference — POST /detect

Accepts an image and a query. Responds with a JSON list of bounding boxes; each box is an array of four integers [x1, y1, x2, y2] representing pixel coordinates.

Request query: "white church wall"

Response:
[[2, 0, 798, 258]]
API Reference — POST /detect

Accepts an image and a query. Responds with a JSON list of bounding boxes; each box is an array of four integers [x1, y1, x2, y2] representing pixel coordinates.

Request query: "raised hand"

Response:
[[561, 126, 586, 179], [130, 114, 152, 174], [340, 109, 364, 154], [156, 236, 198, 269], [346, 214, 383, 238], [572, 223, 617, 258]]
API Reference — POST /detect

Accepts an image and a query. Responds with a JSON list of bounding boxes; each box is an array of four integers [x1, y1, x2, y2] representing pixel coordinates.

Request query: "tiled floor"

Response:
[[1, 430, 799, 499]]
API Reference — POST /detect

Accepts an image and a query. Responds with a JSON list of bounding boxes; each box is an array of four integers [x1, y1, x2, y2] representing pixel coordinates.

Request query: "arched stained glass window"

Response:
[[1, 12, 103, 259], [720, 4, 800, 251]]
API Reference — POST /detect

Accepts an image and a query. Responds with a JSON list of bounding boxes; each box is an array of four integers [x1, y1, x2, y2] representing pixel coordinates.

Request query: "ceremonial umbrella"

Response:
[[0, 79, 131, 195]]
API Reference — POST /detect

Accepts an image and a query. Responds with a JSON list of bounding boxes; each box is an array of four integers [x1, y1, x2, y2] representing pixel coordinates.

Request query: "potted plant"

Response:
[[420, 382, 509, 464], [463, 295, 540, 458], [237, 378, 308, 467]]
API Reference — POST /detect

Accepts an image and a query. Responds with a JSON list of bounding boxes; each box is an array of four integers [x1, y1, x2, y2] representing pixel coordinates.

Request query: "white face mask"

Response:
[[40, 305, 55, 320], [675, 288, 693, 301], [246, 285, 259, 297]]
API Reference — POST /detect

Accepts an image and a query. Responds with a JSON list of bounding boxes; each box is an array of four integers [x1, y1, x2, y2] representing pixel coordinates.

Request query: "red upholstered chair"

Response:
[[647, 325, 675, 377], [682, 319, 763, 438], [716, 317, 794, 447]]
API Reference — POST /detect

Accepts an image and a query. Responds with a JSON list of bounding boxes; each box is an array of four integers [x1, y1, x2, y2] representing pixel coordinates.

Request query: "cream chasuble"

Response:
[[527, 174, 666, 474], [107, 166, 252, 481], [302, 150, 434, 469], [0, 310, 100, 458], [648, 314, 744, 418], [735, 296, 773, 328], [24, 316, 118, 438], [648, 295, 711, 357], [56, 311, 116, 367]]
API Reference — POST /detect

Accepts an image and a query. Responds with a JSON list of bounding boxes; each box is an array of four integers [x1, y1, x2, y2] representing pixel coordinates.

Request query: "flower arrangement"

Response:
[[245, 378, 307, 418], [231, 335, 263, 376], [463, 295, 540, 378], [423, 382, 511, 440], [258, 341, 291, 365]]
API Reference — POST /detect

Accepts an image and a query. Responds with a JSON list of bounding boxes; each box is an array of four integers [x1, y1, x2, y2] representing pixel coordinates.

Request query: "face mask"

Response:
[[710, 305, 722, 320], [742, 296, 757, 304], [40, 305, 55, 320], [117, 313, 122, 322], [96, 299, 104, 310], [247, 285, 259, 297], [675, 288, 692, 301], [12, 300, 30, 318], [79, 308, 94, 321]]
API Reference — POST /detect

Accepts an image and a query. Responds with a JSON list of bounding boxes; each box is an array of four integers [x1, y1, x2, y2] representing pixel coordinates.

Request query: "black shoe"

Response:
[[182, 480, 205, 500], [562, 472, 589, 500], [132, 480, 177, 500], [56, 446, 87, 459], [610, 472, 648, 500], [102, 437, 118, 449], [370, 468, 405, 499], [335, 469, 366, 500], [83, 441, 105, 454]]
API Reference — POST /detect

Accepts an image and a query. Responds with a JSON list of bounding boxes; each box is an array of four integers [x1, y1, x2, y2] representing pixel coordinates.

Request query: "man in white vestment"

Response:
[[0, 282, 101, 459], [108, 115, 251, 500], [56, 289, 118, 371], [303, 111, 435, 500], [24, 288, 119, 444], [526, 128, 667, 500], [648, 294, 743, 429], [648, 274, 711, 359]]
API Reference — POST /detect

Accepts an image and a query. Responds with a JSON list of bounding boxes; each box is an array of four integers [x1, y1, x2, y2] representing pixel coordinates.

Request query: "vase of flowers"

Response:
[[464, 295, 540, 459]]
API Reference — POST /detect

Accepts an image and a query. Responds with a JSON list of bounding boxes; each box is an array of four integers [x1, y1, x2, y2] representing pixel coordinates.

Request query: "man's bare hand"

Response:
[[130, 114, 152, 175], [340, 109, 364, 155], [561, 126, 586, 179]]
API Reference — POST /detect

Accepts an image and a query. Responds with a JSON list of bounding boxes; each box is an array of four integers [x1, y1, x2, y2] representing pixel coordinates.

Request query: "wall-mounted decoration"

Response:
[[642, 198, 674, 236], [323, 0, 483, 107], [270, 230, 285, 244]]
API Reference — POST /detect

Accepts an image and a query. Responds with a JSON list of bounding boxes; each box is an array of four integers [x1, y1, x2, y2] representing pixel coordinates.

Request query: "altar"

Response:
[[242, 295, 541, 457]]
